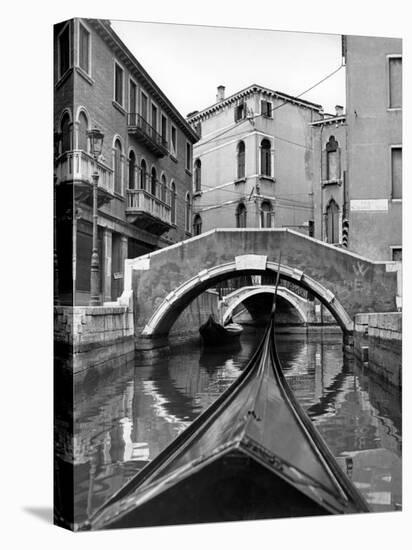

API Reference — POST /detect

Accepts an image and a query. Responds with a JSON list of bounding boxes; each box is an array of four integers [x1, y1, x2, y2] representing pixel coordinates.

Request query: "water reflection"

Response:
[[55, 329, 402, 528]]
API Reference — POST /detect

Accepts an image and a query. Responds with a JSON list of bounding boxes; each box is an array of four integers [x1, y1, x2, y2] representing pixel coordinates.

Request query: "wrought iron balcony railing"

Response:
[[127, 113, 168, 157]]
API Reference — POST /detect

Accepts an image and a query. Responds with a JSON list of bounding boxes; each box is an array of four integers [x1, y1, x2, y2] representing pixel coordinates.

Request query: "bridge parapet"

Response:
[[120, 228, 398, 343]]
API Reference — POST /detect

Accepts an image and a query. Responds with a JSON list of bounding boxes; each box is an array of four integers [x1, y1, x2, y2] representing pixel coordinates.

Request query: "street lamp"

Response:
[[54, 131, 62, 306], [87, 126, 104, 306]]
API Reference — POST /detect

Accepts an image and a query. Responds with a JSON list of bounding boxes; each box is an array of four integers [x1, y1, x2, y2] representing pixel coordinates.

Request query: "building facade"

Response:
[[343, 35, 402, 261], [187, 85, 323, 237], [310, 106, 348, 246], [54, 18, 198, 305]]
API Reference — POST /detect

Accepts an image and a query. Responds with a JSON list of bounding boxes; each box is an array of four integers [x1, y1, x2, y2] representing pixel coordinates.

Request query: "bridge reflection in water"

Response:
[[55, 329, 402, 528]]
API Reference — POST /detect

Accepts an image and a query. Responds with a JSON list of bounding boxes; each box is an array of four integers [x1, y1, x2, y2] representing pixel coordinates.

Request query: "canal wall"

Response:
[[354, 312, 402, 388], [54, 302, 135, 375]]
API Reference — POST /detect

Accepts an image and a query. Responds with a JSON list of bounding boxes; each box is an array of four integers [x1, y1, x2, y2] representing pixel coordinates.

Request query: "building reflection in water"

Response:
[[54, 328, 402, 528]]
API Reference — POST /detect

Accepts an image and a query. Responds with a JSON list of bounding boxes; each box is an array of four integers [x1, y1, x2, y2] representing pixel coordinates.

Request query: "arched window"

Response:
[[237, 141, 245, 179], [114, 139, 122, 194], [260, 201, 273, 228], [236, 203, 247, 228], [326, 199, 339, 244], [61, 113, 71, 154], [128, 150, 136, 189], [78, 111, 88, 151], [140, 159, 147, 190], [185, 193, 191, 232], [171, 181, 176, 224], [194, 159, 201, 192], [151, 167, 157, 196], [261, 139, 271, 176], [161, 174, 167, 202], [193, 214, 202, 235]]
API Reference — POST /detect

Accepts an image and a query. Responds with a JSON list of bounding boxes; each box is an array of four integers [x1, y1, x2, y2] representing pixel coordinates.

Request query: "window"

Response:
[[236, 203, 247, 228], [151, 167, 157, 196], [141, 92, 148, 121], [171, 125, 177, 157], [185, 193, 191, 232], [129, 80, 137, 114], [79, 23, 90, 74], [114, 140, 122, 194], [260, 139, 271, 176], [194, 159, 201, 192], [186, 142, 192, 172], [140, 159, 147, 190], [193, 214, 202, 235], [237, 141, 245, 179], [161, 114, 167, 145], [171, 181, 177, 224], [260, 201, 273, 228], [114, 62, 124, 106], [78, 111, 88, 151], [326, 199, 339, 244], [128, 150, 136, 189], [161, 174, 167, 202], [326, 136, 340, 181], [61, 113, 71, 153], [57, 22, 71, 79], [392, 247, 402, 261], [152, 104, 158, 133], [261, 100, 272, 118], [234, 102, 246, 122], [389, 56, 402, 109], [391, 147, 402, 199]]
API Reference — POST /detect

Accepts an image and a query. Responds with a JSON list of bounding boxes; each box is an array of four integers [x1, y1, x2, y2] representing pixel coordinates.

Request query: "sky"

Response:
[[111, 19, 346, 118]]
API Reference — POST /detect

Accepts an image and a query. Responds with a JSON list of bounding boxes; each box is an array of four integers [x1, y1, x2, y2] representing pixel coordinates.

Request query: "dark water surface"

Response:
[[68, 329, 402, 525]]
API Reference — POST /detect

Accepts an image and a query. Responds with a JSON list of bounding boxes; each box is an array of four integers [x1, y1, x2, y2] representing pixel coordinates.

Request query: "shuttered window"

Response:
[[389, 57, 402, 109], [129, 80, 137, 114], [114, 63, 124, 106], [237, 141, 245, 179], [391, 147, 402, 199], [234, 103, 246, 122], [79, 23, 90, 73], [261, 100, 272, 117], [261, 139, 271, 176]]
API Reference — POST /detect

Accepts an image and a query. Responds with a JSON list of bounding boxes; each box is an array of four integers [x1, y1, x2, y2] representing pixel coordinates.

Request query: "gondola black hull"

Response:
[[86, 310, 369, 531], [98, 449, 331, 530], [199, 315, 243, 346]]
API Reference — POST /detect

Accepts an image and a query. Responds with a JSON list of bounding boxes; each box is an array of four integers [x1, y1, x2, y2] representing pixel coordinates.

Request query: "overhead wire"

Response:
[[190, 62, 345, 149]]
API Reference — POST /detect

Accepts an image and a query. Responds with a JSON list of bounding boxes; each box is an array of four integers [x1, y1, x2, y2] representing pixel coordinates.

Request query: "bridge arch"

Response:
[[221, 286, 309, 325], [141, 259, 353, 338]]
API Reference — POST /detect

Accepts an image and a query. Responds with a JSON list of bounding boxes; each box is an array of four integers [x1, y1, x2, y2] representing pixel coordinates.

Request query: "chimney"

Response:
[[335, 105, 344, 117], [216, 85, 225, 103]]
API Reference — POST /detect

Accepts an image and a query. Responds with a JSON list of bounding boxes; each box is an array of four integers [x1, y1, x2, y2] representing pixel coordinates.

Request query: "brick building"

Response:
[[54, 18, 198, 305]]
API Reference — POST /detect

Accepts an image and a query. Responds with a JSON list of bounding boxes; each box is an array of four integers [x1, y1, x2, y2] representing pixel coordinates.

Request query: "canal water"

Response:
[[67, 328, 402, 527]]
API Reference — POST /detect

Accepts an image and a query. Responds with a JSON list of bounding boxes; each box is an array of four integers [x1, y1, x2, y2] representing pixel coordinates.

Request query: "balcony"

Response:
[[127, 113, 169, 158], [55, 150, 115, 207], [126, 188, 172, 235]]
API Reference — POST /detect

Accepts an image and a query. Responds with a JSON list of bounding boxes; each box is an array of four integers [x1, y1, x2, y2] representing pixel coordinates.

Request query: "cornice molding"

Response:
[[187, 84, 324, 124], [86, 18, 199, 144]]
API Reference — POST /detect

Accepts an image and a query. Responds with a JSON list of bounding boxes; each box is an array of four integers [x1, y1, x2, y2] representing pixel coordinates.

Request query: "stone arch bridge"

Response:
[[220, 285, 311, 325], [119, 229, 399, 348]]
